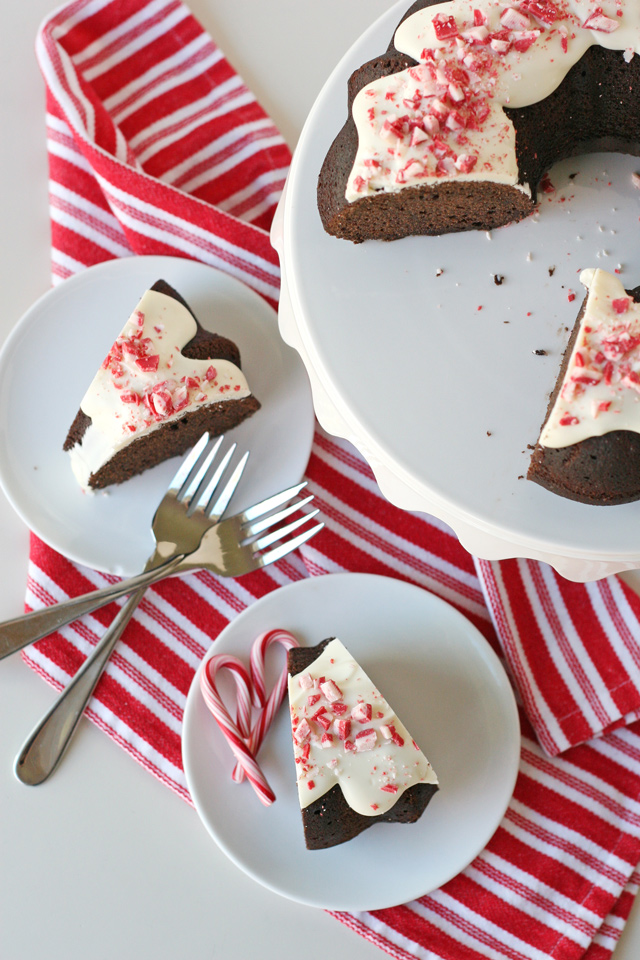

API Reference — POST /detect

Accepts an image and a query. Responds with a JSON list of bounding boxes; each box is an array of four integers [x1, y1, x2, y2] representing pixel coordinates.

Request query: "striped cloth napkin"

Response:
[[27, 1, 640, 958]]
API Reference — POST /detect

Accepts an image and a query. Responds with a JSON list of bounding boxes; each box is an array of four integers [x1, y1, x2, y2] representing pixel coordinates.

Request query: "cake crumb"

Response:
[[493, 274, 504, 285], [486, 430, 492, 436], [548, 266, 556, 276], [534, 349, 547, 355], [435, 267, 443, 277]]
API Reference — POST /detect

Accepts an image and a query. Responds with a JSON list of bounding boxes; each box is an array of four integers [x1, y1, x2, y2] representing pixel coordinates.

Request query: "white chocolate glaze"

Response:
[[347, 0, 640, 202], [288, 638, 438, 816], [539, 268, 640, 448], [68, 288, 250, 490]]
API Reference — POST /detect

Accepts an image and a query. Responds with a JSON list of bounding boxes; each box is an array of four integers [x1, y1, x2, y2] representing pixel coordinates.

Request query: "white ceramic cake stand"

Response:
[[272, 0, 640, 584]]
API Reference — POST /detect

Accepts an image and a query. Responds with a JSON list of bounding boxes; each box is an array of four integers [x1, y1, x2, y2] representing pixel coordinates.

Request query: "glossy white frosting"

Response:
[[288, 638, 438, 817], [68, 288, 250, 489], [539, 268, 640, 447], [347, 0, 640, 202]]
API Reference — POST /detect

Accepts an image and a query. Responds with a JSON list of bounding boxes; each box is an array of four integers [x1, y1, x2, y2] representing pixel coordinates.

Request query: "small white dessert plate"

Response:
[[182, 573, 520, 911], [0, 256, 314, 575]]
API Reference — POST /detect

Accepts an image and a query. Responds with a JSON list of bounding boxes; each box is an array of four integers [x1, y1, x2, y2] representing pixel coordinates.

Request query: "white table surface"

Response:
[[2, 3, 640, 959]]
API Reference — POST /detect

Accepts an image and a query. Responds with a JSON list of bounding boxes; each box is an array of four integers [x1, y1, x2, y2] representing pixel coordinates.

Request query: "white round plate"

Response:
[[282, 0, 640, 571], [182, 573, 520, 911], [0, 256, 314, 575]]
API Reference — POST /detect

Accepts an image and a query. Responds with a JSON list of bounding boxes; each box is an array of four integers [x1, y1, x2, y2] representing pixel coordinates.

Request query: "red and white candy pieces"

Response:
[[199, 628, 299, 806]]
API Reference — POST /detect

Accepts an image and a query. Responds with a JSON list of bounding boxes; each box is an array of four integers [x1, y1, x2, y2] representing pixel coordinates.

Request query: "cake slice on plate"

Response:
[[528, 268, 640, 506], [287, 637, 439, 849], [64, 279, 260, 491]]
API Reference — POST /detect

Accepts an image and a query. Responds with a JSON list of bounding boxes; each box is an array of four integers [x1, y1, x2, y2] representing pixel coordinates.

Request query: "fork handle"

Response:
[[0, 555, 185, 661], [15, 586, 146, 785]]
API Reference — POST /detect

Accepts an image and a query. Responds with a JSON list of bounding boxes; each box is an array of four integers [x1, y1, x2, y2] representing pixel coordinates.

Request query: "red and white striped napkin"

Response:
[[26, 2, 640, 958]]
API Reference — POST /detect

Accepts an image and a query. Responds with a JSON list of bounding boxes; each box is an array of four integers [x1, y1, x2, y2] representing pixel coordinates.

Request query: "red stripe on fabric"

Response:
[[494, 559, 594, 749], [529, 563, 613, 731], [372, 904, 494, 960], [215, 174, 287, 224], [504, 805, 631, 892], [166, 118, 282, 188], [563, 581, 640, 729], [48, 144, 114, 212], [115, 617, 197, 700], [29, 534, 113, 600], [561, 580, 636, 721], [583, 944, 617, 960], [515, 771, 640, 865], [305, 457, 483, 612], [445, 872, 568, 956], [307, 448, 477, 579], [598, 579, 640, 676], [74, 0, 185, 75], [522, 742, 640, 833], [120, 57, 241, 151], [50, 184, 129, 248], [152, 576, 234, 647], [41, 27, 92, 134], [23, 645, 192, 801], [50, 221, 124, 269], [90, 14, 206, 114], [86, 702, 192, 801], [179, 140, 290, 213], [53, 0, 156, 57], [487, 825, 611, 922], [107, 39, 219, 128], [92, 671, 184, 768]]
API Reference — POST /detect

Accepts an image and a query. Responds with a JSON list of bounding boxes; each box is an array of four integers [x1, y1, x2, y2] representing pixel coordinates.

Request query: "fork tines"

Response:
[[240, 486, 323, 567]]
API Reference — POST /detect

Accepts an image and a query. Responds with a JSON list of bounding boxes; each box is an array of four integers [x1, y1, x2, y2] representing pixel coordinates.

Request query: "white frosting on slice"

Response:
[[347, 0, 640, 202], [539, 268, 640, 448], [68, 288, 250, 489], [288, 638, 438, 816]]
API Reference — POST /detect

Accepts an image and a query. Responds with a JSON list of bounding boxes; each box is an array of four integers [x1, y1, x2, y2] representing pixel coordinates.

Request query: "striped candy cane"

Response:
[[200, 653, 276, 806], [232, 629, 299, 783]]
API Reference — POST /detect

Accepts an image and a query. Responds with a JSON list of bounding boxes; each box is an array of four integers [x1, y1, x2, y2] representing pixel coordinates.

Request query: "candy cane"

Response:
[[200, 653, 276, 806], [232, 629, 299, 783]]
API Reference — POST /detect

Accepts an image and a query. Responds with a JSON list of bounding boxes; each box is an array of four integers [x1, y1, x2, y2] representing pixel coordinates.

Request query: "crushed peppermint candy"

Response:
[[540, 269, 640, 447], [288, 638, 437, 816], [347, 0, 635, 204]]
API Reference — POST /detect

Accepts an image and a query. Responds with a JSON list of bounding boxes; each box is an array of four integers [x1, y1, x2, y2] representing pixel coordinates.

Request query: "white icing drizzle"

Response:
[[288, 638, 438, 817], [68, 288, 250, 490], [539, 268, 640, 448], [347, 0, 640, 202]]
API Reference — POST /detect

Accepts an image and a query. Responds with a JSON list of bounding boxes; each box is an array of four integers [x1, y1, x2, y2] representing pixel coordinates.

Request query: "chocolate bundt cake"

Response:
[[64, 279, 260, 491], [528, 268, 640, 505], [318, 0, 640, 242], [287, 637, 439, 850]]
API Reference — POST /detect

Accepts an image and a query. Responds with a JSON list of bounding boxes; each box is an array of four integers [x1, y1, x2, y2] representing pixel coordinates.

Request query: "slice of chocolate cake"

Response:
[[318, 0, 640, 244], [528, 268, 640, 505], [287, 637, 438, 850], [64, 279, 260, 491]]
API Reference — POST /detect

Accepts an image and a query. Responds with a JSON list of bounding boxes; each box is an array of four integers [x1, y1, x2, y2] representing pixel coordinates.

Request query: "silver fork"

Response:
[[0, 432, 240, 661], [14, 488, 322, 785], [14, 433, 249, 785], [0, 475, 321, 662]]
